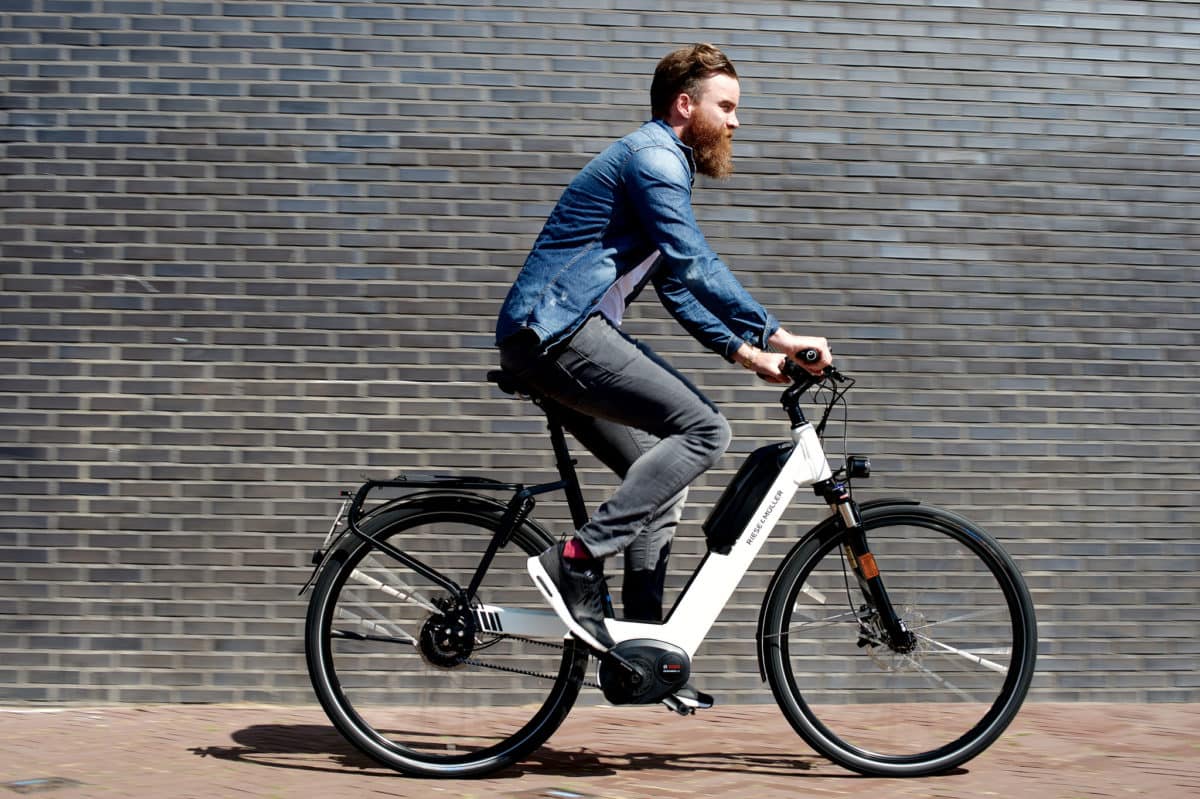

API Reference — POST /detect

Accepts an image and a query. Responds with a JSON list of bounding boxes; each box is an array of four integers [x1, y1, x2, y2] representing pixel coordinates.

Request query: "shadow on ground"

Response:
[[189, 722, 881, 781]]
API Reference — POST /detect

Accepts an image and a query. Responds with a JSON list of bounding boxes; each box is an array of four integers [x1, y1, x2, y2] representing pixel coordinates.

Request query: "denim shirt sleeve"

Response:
[[624, 143, 780, 361]]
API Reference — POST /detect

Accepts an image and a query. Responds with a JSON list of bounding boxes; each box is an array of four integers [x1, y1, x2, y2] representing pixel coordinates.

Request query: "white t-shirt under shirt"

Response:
[[596, 252, 659, 326]]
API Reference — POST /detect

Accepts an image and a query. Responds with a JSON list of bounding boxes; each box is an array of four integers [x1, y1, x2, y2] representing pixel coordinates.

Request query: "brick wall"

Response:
[[1, 0, 1197, 704]]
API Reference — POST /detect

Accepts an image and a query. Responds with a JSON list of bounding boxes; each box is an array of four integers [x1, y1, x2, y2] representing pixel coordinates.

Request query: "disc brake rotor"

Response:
[[864, 606, 927, 672]]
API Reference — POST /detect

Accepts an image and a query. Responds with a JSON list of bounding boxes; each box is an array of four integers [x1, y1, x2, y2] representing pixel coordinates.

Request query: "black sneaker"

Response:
[[528, 542, 615, 652]]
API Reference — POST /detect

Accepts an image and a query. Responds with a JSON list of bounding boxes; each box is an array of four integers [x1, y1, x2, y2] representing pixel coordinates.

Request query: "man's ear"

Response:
[[673, 90, 694, 121]]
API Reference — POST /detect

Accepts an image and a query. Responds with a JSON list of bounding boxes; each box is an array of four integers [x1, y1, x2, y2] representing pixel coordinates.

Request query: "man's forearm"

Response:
[[732, 342, 760, 369]]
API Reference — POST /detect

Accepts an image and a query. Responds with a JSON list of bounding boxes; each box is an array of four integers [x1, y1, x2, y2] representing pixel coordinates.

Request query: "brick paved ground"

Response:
[[0, 702, 1195, 798]]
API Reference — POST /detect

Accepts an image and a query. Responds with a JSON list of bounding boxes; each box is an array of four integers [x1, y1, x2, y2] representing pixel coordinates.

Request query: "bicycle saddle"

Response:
[[487, 369, 529, 397]]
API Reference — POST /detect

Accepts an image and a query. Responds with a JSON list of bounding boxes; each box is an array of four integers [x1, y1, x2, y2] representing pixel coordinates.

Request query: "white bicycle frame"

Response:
[[479, 422, 833, 658]]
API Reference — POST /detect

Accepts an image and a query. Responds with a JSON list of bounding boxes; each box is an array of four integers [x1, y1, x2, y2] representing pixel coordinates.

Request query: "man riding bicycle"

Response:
[[495, 43, 832, 706]]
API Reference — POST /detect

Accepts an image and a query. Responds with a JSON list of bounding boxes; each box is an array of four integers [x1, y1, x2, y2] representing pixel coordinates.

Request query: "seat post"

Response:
[[545, 413, 589, 530], [488, 368, 590, 530]]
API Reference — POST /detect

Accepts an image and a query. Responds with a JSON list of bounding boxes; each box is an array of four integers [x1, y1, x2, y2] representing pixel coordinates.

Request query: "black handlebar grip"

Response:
[[797, 348, 821, 364]]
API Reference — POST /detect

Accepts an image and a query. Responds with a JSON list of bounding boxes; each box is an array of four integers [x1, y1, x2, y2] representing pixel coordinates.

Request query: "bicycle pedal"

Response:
[[661, 695, 694, 716]]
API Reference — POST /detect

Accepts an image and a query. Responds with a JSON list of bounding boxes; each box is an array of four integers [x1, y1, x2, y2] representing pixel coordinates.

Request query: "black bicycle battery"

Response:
[[702, 442, 793, 555]]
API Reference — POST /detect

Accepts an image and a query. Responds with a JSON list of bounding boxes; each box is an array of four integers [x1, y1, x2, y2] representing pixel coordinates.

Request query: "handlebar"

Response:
[[796, 347, 822, 365], [782, 349, 845, 386], [780, 350, 850, 431]]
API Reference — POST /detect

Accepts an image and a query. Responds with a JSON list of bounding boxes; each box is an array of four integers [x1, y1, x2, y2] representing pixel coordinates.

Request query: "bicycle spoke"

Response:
[[791, 611, 862, 629], [897, 652, 977, 702], [332, 629, 418, 647], [917, 634, 1009, 674], [907, 607, 1006, 631], [761, 608, 861, 639], [334, 604, 417, 644], [349, 567, 439, 612]]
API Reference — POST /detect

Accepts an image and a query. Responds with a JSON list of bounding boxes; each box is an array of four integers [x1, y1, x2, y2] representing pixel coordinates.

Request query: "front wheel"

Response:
[[761, 502, 1037, 777], [305, 493, 589, 778]]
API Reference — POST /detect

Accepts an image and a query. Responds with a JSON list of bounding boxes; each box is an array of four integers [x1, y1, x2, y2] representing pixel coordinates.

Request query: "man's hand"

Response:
[[767, 329, 833, 375], [733, 343, 791, 384]]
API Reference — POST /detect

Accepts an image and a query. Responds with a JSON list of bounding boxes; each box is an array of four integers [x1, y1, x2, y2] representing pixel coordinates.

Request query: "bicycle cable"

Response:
[[810, 375, 864, 639], [812, 374, 855, 441]]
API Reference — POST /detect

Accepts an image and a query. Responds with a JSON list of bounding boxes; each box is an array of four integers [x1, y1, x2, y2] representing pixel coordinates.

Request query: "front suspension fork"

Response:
[[814, 477, 917, 653]]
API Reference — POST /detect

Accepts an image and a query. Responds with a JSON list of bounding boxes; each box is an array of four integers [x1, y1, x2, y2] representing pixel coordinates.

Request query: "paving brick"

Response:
[[0, 703, 1194, 797]]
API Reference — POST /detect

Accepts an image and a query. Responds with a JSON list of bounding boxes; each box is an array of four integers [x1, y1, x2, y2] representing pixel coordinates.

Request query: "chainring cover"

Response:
[[598, 639, 691, 705]]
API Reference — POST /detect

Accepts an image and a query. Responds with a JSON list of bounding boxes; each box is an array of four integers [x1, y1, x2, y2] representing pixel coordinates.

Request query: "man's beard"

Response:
[[682, 110, 734, 179]]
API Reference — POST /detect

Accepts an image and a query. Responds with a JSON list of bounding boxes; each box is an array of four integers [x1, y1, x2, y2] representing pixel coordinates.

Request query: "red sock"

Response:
[[563, 537, 593, 562]]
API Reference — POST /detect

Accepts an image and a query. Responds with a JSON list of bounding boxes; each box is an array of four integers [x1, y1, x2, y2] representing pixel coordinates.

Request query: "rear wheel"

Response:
[[762, 503, 1037, 776], [305, 493, 588, 777]]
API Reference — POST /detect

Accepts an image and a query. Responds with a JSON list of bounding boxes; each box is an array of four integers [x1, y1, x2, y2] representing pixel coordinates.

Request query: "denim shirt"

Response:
[[495, 119, 779, 361]]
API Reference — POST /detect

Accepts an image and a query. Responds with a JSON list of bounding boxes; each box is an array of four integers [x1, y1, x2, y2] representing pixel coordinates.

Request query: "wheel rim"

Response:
[[774, 510, 1034, 768], [311, 506, 586, 771]]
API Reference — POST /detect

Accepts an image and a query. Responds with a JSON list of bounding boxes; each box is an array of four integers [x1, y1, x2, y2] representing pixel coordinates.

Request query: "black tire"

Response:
[[305, 492, 589, 778], [761, 502, 1037, 776]]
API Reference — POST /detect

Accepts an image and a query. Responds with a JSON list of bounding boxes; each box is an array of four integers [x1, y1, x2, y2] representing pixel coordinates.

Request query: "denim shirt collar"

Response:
[[648, 118, 696, 185]]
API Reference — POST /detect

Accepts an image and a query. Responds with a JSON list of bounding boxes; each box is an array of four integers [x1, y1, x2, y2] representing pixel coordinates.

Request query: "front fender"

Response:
[[753, 497, 921, 681]]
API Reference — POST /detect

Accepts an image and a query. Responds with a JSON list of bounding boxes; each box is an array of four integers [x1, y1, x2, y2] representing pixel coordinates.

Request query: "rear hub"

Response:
[[418, 595, 477, 668]]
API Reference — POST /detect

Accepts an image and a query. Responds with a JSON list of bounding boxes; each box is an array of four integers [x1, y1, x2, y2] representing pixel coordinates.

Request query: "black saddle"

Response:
[[486, 369, 532, 397]]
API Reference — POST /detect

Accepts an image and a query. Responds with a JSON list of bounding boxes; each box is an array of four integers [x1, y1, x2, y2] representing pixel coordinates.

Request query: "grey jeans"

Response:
[[499, 314, 732, 621]]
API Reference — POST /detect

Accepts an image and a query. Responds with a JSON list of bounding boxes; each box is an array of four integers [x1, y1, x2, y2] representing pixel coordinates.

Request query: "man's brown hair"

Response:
[[650, 43, 738, 120]]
